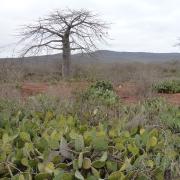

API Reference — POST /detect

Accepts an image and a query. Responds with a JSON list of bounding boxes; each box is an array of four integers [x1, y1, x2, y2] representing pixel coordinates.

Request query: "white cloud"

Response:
[[0, 0, 180, 57]]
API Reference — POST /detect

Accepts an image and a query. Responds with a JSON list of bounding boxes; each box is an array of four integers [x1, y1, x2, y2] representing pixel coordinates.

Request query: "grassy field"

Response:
[[0, 60, 179, 179]]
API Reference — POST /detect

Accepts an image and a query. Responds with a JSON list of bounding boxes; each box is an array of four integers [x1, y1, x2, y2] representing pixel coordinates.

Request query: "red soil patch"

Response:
[[21, 83, 49, 97], [158, 93, 180, 106], [115, 82, 180, 106], [115, 82, 140, 104], [20, 81, 179, 106], [20, 81, 89, 98], [47, 81, 89, 99]]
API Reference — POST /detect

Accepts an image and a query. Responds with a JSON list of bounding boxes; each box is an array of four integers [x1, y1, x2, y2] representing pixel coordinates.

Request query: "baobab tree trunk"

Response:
[[19, 9, 109, 78], [62, 35, 71, 78]]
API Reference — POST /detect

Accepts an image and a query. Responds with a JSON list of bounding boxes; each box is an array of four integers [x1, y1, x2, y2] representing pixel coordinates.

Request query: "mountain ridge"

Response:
[[1, 50, 180, 63]]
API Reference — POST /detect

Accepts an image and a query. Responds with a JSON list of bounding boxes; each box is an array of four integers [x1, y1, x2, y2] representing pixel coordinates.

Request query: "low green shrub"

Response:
[[83, 81, 119, 105], [90, 80, 113, 91], [0, 95, 179, 179], [159, 105, 180, 133], [138, 98, 180, 133], [153, 79, 180, 93], [0, 107, 179, 179]]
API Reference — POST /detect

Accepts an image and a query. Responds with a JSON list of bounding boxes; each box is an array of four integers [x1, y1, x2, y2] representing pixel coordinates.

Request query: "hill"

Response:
[[1, 50, 180, 63]]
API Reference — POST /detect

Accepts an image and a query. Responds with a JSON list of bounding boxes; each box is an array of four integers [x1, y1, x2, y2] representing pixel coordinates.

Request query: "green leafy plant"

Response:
[[153, 79, 180, 93], [90, 80, 113, 91], [159, 105, 180, 132], [141, 98, 180, 132], [0, 97, 179, 179], [83, 81, 119, 105]]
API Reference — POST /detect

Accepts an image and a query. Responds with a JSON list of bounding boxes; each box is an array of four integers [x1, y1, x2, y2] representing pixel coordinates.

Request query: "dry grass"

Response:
[[0, 60, 24, 82], [0, 59, 179, 102], [0, 83, 21, 100]]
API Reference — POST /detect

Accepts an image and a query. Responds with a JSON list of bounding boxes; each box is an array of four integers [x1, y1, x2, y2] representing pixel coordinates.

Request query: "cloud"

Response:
[[0, 0, 180, 57]]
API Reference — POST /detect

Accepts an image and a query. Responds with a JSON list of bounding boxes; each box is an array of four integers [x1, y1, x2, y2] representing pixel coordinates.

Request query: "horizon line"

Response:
[[1, 49, 180, 59]]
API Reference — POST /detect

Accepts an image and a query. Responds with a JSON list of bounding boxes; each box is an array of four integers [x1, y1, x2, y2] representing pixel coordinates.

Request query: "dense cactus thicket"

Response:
[[0, 82, 179, 179]]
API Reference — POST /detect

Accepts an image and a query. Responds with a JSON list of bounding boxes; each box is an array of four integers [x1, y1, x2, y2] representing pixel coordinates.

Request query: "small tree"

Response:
[[18, 9, 109, 78]]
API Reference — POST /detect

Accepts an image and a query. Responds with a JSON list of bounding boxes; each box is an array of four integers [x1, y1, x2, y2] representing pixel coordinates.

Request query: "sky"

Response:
[[0, 0, 180, 57]]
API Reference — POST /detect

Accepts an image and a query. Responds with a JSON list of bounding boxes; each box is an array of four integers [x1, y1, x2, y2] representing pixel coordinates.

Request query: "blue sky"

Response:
[[0, 0, 180, 57]]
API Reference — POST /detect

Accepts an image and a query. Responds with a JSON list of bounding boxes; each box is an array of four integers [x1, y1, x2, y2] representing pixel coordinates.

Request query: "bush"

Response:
[[90, 80, 113, 91], [83, 81, 119, 105], [144, 98, 180, 132], [0, 94, 179, 179], [159, 105, 180, 133], [153, 79, 180, 93], [0, 103, 179, 179]]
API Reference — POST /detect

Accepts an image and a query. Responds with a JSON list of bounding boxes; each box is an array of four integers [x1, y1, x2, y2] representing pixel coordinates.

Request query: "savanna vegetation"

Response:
[[0, 4, 180, 180], [153, 79, 180, 94], [0, 79, 179, 179], [0, 8, 179, 180]]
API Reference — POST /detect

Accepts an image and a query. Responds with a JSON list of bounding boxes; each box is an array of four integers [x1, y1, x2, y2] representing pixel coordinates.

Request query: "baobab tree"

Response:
[[18, 9, 109, 78]]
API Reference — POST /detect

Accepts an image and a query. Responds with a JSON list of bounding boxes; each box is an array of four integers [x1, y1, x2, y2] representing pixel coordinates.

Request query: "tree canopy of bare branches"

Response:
[[19, 9, 109, 77]]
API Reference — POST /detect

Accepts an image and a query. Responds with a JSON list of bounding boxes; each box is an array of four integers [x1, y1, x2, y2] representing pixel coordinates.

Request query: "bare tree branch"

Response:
[[18, 8, 110, 77]]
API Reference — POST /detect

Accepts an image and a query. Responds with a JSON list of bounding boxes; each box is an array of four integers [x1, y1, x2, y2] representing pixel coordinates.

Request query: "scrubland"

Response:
[[0, 59, 179, 179]]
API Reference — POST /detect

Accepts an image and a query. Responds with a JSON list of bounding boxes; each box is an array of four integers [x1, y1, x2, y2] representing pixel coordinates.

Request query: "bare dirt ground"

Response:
[[19, 82, 180, 105], [1, 81, 179, 106], [115, 82, 140, 104], [21, 83, 49, 97], [159, 93, 180, 106], [20, 81, 89, 99], [115, 82, 180, 105]]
